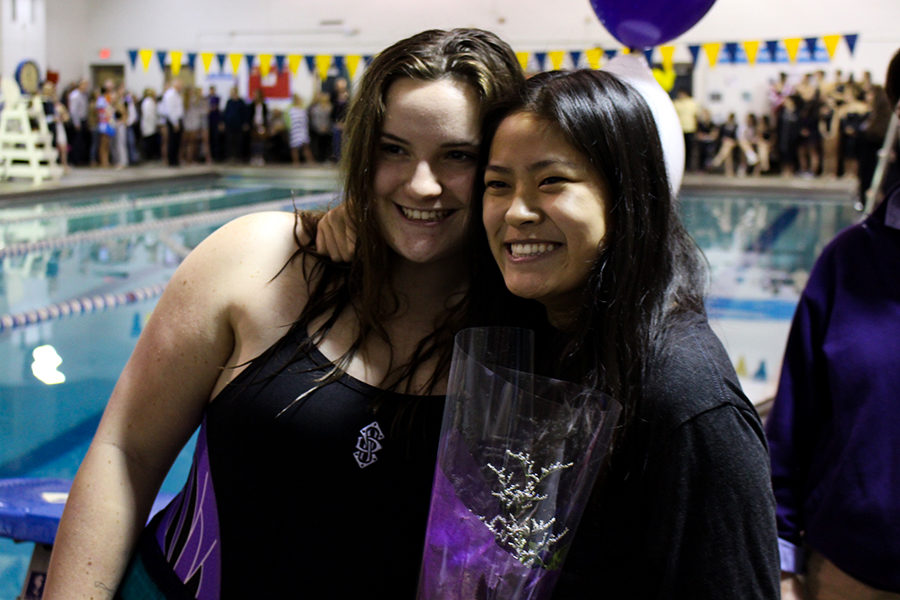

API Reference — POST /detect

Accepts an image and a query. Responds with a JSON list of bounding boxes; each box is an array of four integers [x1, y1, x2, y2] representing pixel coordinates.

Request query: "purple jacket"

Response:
[[766, 184, 900, 592]]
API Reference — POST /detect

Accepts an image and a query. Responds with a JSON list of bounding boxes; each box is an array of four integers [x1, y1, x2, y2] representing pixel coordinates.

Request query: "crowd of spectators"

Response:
[[43, 76, 352, 171], [40, 69, 896, 206], [674, 69, 896, 206]]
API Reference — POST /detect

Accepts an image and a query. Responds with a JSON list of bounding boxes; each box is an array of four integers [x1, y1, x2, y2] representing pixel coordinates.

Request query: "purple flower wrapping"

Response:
[[417, 328, 620, 600]]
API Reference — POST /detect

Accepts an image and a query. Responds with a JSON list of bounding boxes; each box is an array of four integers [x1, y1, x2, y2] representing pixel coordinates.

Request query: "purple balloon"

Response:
[[589, 0, 717, 48]]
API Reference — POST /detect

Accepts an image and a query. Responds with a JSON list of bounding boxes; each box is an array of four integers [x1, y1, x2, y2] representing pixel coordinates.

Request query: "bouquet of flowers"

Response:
[[417, 328, 621, 599]]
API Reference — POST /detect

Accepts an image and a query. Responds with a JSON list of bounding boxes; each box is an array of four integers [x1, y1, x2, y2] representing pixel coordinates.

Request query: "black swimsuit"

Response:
[[118, 323, 444, 598]]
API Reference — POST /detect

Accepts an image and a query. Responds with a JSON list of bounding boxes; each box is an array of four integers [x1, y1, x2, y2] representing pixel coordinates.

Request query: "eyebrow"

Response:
[[381, 132, 479, 148], [485, 158, 579, 174]]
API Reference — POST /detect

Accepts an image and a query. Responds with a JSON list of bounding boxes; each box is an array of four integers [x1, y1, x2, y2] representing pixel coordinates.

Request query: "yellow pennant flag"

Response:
[[346, 55, 362, 79], [585, 48, 602, 70], [742, 41, 761, 66], [169, 50, 183, 76], [783, 38, 802, 63], [516, 51, 530, 71], [200, 52, 214, 73], [139, 49, 153, 72], [822, 34, 842, 59], [315, 55, 332, 80], [229, 53, 243, 74], [287, 54, 302, 76], [659, 46, 675, 72], [548, 50, 566, 70], [702, 42, 721, 67], [653, 67, 676, 92], [621, 47, 631, 55], [259, 54, 273, 78]]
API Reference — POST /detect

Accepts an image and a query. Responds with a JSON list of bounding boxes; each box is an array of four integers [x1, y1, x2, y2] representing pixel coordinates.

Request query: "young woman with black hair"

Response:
[[476, 69, 780, 598]]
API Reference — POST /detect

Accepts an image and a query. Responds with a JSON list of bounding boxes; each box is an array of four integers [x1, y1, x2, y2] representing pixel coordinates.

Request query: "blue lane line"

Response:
[[706, 296, 798, 321], [0, 413, 101, 478]]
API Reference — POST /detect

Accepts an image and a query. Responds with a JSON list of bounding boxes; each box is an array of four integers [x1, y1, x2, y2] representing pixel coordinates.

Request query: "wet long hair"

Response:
[[291, 29, 524, 395], [472, 69, 708, 443]]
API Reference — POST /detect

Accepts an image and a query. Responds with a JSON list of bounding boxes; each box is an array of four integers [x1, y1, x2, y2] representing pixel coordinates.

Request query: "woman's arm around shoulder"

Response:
[[43, 210, 305, 599]]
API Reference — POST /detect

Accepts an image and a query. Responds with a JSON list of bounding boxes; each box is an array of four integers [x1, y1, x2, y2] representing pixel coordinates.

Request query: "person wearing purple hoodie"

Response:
[[768, 47, 900, 600]]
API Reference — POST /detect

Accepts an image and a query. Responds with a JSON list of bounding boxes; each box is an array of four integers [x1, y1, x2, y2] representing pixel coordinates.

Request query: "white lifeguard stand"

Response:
[[0, 77, 62, 185]]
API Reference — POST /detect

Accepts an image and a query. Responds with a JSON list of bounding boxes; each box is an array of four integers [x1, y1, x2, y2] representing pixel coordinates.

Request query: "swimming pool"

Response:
[[0, 177, 858, 597], [0, 174, 337, 597]]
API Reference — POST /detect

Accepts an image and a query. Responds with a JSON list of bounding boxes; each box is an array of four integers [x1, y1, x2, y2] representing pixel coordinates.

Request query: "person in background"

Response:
[[673, 88, 699, 171], [95, 80, 116, 168], [330, 76, 350, 161], [207, 85, 223, 162], [248, 88, 269, 166], [768, 47, 900, 600], [182, 86, 205, 165], [222, 86, 247, 163], [288, 93, 313, 165], [140, 88, 160, 161], [695, 107, 718, 171], [161, 79, 184, 166], [67, 79, 90, 165], [42, 81, 69, 171], [856, 85, 892, 208], [308, 91, 333, 162]]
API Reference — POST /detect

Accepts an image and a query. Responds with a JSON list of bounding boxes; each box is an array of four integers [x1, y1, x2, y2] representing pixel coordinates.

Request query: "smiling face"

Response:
[[483, 112, 609, 325], [373, 77, 481, 266]]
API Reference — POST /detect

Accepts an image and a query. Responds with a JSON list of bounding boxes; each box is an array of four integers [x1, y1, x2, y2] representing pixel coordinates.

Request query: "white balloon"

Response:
[[603, 54, 685, 195]]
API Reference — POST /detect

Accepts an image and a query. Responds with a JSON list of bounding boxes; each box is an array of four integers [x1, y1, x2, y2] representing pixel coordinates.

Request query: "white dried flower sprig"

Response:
[[479, 449, 573, 567]]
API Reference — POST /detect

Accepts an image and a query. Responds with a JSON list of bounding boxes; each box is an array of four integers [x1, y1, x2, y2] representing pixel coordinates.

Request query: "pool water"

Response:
[[0, 175, 336, 597], [0, 179, 858, 597]]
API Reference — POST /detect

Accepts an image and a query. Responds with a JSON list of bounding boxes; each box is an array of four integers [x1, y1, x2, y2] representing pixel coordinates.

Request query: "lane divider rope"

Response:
[[0, 191, 335, 259]]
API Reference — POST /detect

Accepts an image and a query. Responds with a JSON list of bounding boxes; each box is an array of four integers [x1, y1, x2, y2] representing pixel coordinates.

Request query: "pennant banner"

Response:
[[548, 50, 566, 70], [139, 49, 153, 72], [228, 53, 243, 74], [259, 53, 273, 78], [743, 41, 760, 66], [200, 52, 214, 73], [315, 54, 332, 80], [170, 50, 183, 76], [119, 32, 861, 85], [515, 51, 530, 71], [346, 54, 361, 79]]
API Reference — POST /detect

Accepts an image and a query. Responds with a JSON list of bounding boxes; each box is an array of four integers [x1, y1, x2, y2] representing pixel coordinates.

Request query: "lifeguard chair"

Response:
[[0, 77, 62, 185]]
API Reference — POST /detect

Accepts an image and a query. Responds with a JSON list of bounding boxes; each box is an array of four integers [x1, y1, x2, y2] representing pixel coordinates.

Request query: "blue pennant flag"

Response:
[[304, 55, 316, 74], [216, 53, 227, 71], [604, 48, 617, 61], [804, 37, 819, 58], [688, 45, 701, 65], [127, 49, 138, 69], [844, 33, 858, 56], [765, 40, 780, 62], [274, 55, 286, 72], [186, 52, 197, 71], [156, 50, 167, 71], [245, 54, 256, 72], [724, 42, 739, 63], [569, 50, 582, 68], [333, 55, 345, 73], [643, 48, 654, 65], [534, 52, 547, 71]]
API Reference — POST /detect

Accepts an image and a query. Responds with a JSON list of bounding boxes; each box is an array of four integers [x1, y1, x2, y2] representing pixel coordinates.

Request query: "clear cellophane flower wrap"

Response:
[[417, 328, 621, 599]]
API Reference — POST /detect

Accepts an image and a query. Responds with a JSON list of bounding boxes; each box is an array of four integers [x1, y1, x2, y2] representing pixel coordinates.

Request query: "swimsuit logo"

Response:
[[353, 421, 384, 469]]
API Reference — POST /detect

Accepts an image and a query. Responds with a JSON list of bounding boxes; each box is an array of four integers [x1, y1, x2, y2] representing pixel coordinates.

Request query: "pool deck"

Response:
[[0, 163, 342, 204], [0, 163, 858, 203]]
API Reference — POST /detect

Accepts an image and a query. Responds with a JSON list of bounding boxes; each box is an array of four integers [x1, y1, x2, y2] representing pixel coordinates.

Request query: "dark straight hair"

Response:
[[472, 69, 708, 441]]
